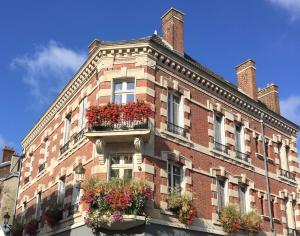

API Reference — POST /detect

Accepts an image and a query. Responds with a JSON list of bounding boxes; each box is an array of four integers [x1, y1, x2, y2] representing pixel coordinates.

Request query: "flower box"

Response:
[[99, 215, 146, 231]]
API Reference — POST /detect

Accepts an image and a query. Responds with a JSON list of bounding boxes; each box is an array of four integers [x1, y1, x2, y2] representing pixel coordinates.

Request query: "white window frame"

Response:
[[63, 114, 71, 145], [167, 90, 184, 128], [35, 192, 42, 221], [108, 153, 134, 180], [44, 139, 49, 162], [57, 178, 66, 207], [113, 79, 135, 104], [217, 178, 228, 210], [286, 199, 296, 230], [167, 161, 183, 192], [78, 97, 87, 132], [235, 123, 245, 153], [214, 113, 225, 145], [239, 185, 250, 214]]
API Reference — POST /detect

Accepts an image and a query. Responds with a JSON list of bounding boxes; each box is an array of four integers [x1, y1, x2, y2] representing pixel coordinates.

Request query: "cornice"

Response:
[[22, 38, 299, 149]]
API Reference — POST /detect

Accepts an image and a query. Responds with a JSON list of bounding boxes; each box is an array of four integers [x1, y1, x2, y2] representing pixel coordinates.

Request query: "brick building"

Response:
[[16, 8, 300, 236], [0, 147, 20, 225]]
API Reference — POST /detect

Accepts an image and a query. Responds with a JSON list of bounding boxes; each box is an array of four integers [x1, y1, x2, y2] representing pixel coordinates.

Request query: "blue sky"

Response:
[[0, 0, 300, 154]]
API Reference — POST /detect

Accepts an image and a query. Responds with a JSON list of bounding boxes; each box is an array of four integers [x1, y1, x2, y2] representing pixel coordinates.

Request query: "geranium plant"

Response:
[[44, 203, 63, 227], [86, 101, 152, 130], [24, 219, 39, 235], [241, 211, 262, 235], [11, 220, 23, 236], [219, 205, 241, 234], [166, 190, 197, 225], [81, 178, 152, 231]]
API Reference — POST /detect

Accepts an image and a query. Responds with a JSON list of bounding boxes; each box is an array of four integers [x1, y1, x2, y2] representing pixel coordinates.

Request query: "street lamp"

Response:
[[73, 162, 86, 182], [3, 212, 10, 229]]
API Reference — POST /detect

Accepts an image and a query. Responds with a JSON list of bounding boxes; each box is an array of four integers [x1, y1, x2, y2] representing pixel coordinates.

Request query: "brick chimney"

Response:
[[162, 8, 185, 55], [257, 83, 280, 114], [236, 59, 257, 100], [2, 147, 15, 163]]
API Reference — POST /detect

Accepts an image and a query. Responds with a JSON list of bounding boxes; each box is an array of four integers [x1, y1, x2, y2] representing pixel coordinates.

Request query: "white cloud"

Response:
[[267, 0, 300, 20], [11, 41, 86, 106], [280, 95, 300, 124]]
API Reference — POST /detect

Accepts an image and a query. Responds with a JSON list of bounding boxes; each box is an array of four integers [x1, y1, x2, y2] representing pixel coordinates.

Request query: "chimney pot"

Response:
[[161, 8, 185, 55]]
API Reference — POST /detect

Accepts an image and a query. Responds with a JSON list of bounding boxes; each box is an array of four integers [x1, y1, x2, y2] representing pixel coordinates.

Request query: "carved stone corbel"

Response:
[[134, 137, 143, 164], [95, 138, 106, 164]]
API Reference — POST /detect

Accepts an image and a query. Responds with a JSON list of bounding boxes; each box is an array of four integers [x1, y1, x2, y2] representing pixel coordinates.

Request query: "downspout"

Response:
[[12, 153, 24, 223], [260, 114, 275, 235]]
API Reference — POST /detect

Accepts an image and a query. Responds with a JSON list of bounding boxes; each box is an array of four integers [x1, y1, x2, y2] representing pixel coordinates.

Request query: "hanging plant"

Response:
[[81, 178, 152, 231], [11, 220, 23, 236], [24, 219, 39, 236], [166, 190, 197, 225], [241, 211, 262, 235], [219, 205, 241, 234], [44, 203, 63, 227]]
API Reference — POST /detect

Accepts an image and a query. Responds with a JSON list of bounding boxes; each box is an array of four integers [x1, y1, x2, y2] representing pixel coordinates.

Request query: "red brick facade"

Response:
[[16, 8, 299, 236]]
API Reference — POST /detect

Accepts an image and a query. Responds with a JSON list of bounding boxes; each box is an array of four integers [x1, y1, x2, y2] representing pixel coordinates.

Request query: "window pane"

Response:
[[173, 165, 181, 175], [239, 186, 246, 214], [114, 82, 122, 91], [110, 169, 119, 179], [124, 169, 132, 180], [126, 94, 134, 103], [114, 94, 122, 104], [173, 175, 181, 189], [168, 173, 172, 188], [127, 81, 135, 90], [173, 102, 179, 125], [214, 116, 222, 143], [124, 155, 133, 164], [235, 125, 242, 152]]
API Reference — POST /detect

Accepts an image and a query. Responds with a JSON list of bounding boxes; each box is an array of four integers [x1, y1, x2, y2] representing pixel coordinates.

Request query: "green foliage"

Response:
[[241, 211, 262, 234], [219, 205, 241, 234]]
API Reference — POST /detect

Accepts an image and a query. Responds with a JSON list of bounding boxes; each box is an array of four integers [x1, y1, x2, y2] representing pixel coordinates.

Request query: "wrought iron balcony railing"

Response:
[[60, 142, 70, 155], [236, 150, 250, 163], [74, 129, 84, 143], [89, 118, 149, 132], [167, 122, 187, 137], [280, 168, 296, 181], [287, 228, 300, 236], [214, 141, 229, 154], [38, 163, 46, 173]]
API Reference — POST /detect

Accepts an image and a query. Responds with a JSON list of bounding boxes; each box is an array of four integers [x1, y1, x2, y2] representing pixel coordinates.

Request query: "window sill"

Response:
[[278, 174, 297, 184], [161, 129, 191, 144]]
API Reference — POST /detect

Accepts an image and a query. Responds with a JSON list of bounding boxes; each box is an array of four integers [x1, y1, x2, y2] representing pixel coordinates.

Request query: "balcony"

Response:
[[280, 168, 296, 181], [235, 150, 250, 163], [73, 129, 84, 143], [60, 142, 69, 155], [85, 102, 151, 142], [214, 141, 229, 154], [167, 122, 187, 137]]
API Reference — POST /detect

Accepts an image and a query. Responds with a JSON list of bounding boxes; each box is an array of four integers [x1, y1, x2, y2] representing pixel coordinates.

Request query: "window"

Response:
[[270, 198, 275, 218], [255, 136, 259, 153], [109, 154, 133, 180], [78, 97, 87, 131], [279, 143, 289, 171], [217, 178, 227, 210], [63, 114, 71, 145], [44, 139, 49, 162], [57, 177, 66, 207], [21, 201, 27, 223], [70, 181, 81, 214], [214, 114, 224, 145], [167, 162, 182, 191], [285, 199, 296, 230], [239, 185, 247, 214], [264, 139, 269, 158], [113, 80, 135, 104], [167, 91, 183, 128], [35, 192, 42, 221], [235, 124, 244, 153], [260, 197, 264, 215]]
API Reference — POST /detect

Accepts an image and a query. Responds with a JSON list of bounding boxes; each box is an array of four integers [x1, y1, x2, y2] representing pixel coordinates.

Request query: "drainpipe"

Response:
[[260, 114, 275, 235], [12, 153, 24, 222]]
